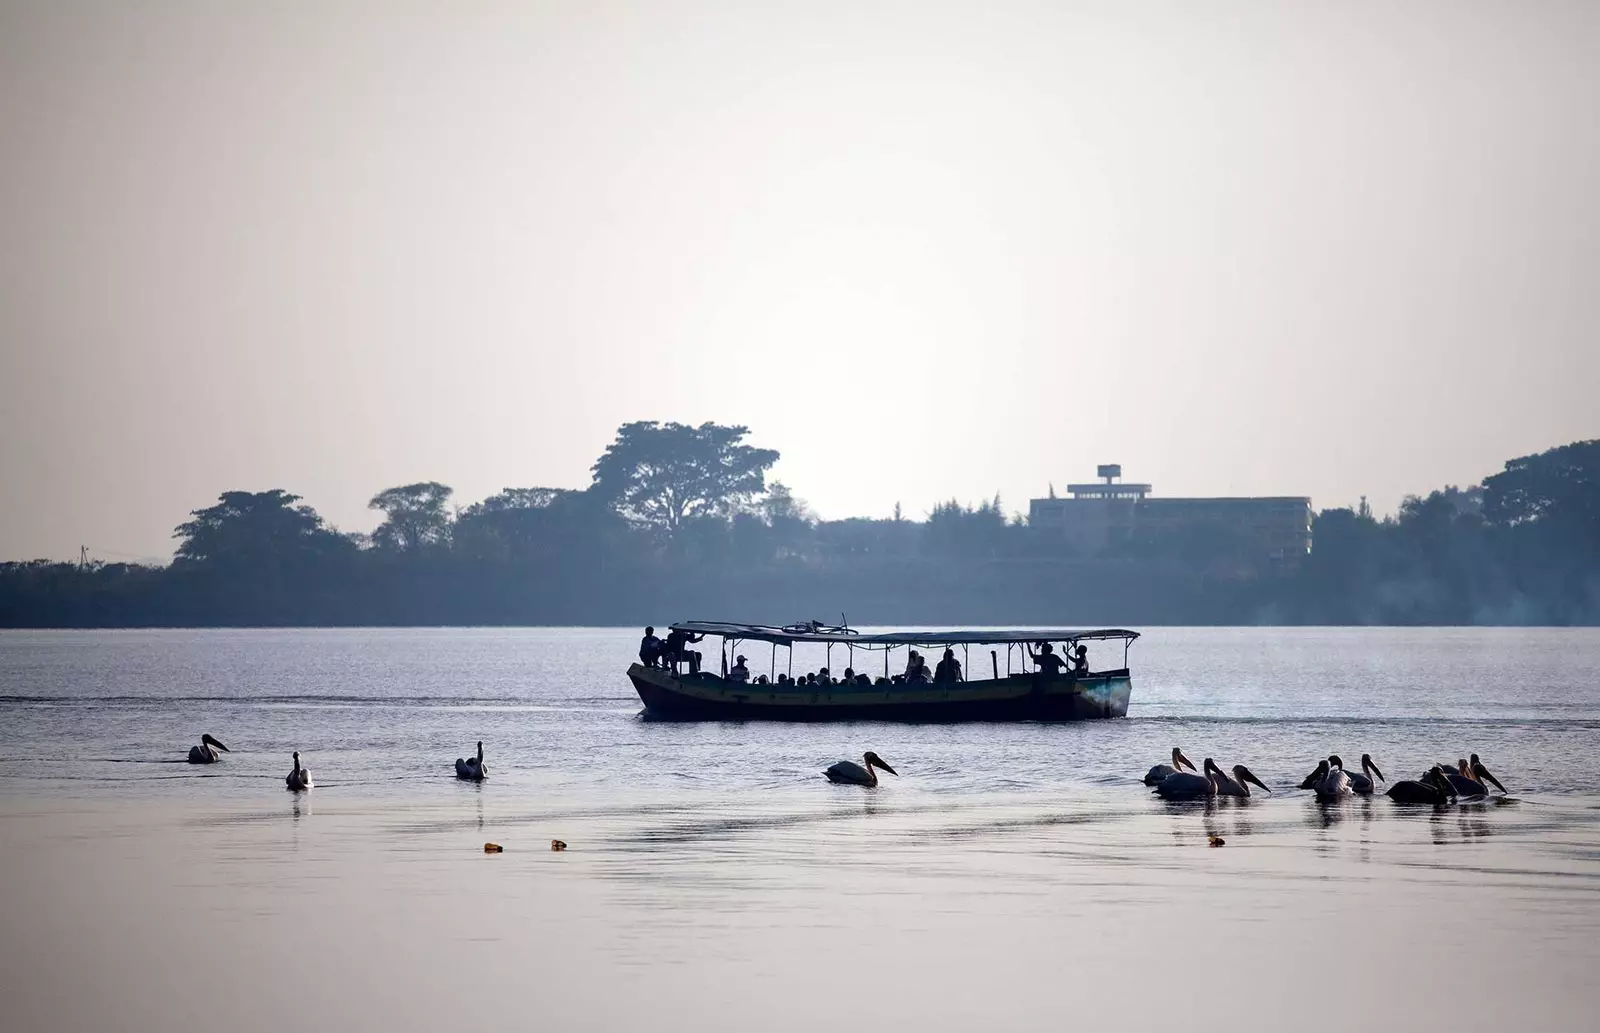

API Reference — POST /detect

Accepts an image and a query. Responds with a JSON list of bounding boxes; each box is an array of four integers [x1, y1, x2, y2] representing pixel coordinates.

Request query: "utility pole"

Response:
[[79, 545, 89, 569]]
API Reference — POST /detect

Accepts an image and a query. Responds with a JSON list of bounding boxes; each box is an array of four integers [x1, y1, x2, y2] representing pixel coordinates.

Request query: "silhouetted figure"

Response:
[[1028, 642, 1066, 676], [933, 648, 963, 685], [729, 654, 750, 683], [663, 627, 704, 674], [1071, 644, 1089, 677], [904, 650, 929, 683], [639, 626, 662, 667]]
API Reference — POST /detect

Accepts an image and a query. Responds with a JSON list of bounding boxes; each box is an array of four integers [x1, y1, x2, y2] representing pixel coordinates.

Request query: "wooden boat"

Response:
[[628, 621, 1139, 721]]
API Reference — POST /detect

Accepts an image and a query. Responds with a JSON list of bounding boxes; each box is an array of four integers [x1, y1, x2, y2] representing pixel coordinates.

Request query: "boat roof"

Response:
[[667, 621, 1140, 647]]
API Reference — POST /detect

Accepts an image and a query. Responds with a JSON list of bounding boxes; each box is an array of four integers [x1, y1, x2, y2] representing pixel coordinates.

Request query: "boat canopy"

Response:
[[668, 621, 1139, 648]]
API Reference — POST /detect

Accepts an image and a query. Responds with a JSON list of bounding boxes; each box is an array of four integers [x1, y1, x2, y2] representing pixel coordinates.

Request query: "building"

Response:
[[1028, 465, 1312, 563]]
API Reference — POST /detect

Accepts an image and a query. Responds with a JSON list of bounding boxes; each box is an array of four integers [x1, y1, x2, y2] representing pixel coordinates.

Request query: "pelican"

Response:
[[1387, 766, 1456, 805], [455, 741, 487, 781], [285, 752, 312, 791], [1442, 759, 1489, 797], [1298, 759, 1330, 790], [1155, 758, 1219, 800], [1143, 747, 1198, 786], [1331, 754, 1384, 795], [186, 734, 229, 764], [825, 751, 897, 786], [1213, 762, 1272, 798], [1469, 754, 1506, 794], [1316, 761, 1352, 799]]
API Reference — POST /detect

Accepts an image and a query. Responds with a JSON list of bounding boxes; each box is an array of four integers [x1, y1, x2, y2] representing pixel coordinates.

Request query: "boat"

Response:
[[627, 621, 1139, 721]]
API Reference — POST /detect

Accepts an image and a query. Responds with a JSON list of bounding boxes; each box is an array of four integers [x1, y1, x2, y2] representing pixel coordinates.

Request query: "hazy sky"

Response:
[[2, 1, 1595, 561]]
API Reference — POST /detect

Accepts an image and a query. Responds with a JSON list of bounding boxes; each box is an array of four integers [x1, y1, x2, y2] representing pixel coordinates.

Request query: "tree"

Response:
[[173, 490, 347, 564], [1483, 440, 1599, 531], [589, 421, 779, 534], [369, 482, 454, 551]]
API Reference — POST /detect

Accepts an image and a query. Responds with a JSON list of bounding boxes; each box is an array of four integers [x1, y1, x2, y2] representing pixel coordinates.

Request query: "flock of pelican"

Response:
[[1145, 746, 1509, 803]]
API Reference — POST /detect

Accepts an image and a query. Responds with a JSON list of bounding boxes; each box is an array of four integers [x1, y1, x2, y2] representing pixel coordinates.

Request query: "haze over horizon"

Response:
[[2, 1, 1596, 562]]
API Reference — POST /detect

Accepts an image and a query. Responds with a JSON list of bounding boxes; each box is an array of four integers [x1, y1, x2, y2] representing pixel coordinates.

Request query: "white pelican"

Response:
[[1469, 753, 1507, 794], [1213, 762, 1272, 798], [1143, 747, 1198, 786], [1314, 760, 1351, 799], [1443, 759, 1488, 797], [1299, 759, 1329, 791], [1387, 766, 1456, 805], [455, 741, 487, 781], [825, 751, 897, 786], [1155, 758, 1219, 800], [187, 734, 229, 764], [285, 752, 312, 791], [1330, 754, 1384, 795]]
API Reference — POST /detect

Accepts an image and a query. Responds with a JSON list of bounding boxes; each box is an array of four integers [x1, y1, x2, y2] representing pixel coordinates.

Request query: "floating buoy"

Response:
[[1208, 835, 1225, 848], [484, 842, 504, 853], [550, 839, 567, 852]]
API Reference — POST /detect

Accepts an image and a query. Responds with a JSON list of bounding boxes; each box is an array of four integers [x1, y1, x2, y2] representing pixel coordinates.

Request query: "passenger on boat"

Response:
[[1072, 644, 1089, 676], [857, 673, 873, 686], [905, 651, 930, 683], [639, 627, 663, 668], [1028, 642, 1066, 676], [756, 674, 770, 685], [842, 667, 855, 683], [818, 667, 833, 684], [729, 655, 750, 683], [934, 648, 963, 684], [663, 628, 704, 675]]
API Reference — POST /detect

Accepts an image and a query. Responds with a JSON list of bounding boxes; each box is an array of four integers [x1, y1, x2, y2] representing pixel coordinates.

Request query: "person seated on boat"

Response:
[[756, 674, 769, 685], [873, 675, 889, 686], [1071, 644, 1089, 677], [662, 627, 704, 675], [639, 626, 663, 668], [1028, 641, 1066, 677], [817, 667, 832, 684], [858, 673, 873, 686], [728, 655, 750, 683], [842, 666, 855, 684], [904, 650, 930, 683], [933, 648, 963, 685]]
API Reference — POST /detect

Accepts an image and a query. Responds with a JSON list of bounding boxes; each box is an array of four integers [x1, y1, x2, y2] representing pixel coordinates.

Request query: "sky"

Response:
[[1, 1, 1596, 562]]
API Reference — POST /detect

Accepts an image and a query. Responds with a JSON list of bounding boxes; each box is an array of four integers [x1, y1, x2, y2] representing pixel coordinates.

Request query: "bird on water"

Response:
[[825, 751, 897, 786], [455, 741, 487, 781], [187, 734, 229, 764], [1144, 747, 1197, 787], [285, 752, 312, 791]]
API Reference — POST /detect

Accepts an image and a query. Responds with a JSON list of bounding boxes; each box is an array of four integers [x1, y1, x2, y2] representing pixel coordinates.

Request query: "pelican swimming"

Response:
[[1213, 762, 1272, 798], [1331, 754, 1384, 795], [1387, 766, 1456, 805], [1441, 759, 1489, 797], [455, 741, 487, 781], [1143, 747, 1198, 786], [1155, 758, 1219, 800], [1298, 759, 1330, 790], [825, 751, 897, 786], [186, 734, 229, 764], [1315, 760, 1352, 799], [285, 752, 312, 791], [1469, 753, 1506, 794]]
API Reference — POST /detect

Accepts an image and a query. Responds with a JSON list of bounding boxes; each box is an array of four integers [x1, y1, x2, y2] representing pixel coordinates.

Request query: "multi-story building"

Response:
[[1028, 465, 1312, 563]]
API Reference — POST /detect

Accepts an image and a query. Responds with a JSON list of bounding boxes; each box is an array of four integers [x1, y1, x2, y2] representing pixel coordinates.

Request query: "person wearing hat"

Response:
[[729, 654, 750, 683]]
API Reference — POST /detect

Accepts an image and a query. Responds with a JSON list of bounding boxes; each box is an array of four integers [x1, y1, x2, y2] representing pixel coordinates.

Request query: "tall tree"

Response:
[[173, 490, 347, 564], [589, 421, 779, 534], [369, 482, 454, 551]]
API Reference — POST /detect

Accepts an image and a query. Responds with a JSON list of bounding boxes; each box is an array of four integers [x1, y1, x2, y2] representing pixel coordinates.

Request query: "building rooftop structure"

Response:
[[1029, 465, 1312, 564]]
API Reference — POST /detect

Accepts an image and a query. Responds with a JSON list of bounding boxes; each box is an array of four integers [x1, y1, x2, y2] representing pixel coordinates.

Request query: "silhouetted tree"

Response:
[[369, 482, 454, 551], [589, 421, 779, 534], [173, 490, 349, 565]]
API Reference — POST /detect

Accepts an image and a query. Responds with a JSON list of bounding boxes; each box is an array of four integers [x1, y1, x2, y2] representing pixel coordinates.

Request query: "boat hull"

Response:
[[628, 664, 1131, 722]]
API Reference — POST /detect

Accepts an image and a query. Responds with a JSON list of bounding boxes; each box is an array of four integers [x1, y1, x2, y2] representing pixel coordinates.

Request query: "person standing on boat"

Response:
[[728, 655, 750, 683], [639, 626, 663, 668], [1071, 644, 1089, 677], [663, 627, 704, 675], [934, 648, 963, 684], [1028, 641, 1066, 677]]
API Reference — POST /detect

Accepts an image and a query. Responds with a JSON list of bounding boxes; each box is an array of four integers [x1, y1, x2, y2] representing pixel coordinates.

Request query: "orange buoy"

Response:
[[484, 842, 504, 853], [1208, 835, 1225, 847], [550, 839, 567, 851]]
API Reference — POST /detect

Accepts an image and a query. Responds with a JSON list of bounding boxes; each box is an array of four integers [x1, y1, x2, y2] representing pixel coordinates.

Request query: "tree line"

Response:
[[1, 423, 1595, 626]]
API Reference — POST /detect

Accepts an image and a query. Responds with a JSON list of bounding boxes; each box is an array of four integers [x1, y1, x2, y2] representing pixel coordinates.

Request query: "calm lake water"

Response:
[[2, 627, 1599, 1032]]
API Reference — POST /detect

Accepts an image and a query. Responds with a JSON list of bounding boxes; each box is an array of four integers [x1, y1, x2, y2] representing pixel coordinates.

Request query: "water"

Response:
[[2, 626, 1597, 796], [3, 627, 1599, 1032]]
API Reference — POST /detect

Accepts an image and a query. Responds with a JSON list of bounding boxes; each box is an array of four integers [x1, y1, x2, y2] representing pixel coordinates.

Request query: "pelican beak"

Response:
[[876, 759, 898, 776], [1477, 766, 1506, 794], [1368, 759, 1384, 783], [1242, 768, 1272, 794], [1177, 750, 1196, 772], [203, 734, 229, 752]]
